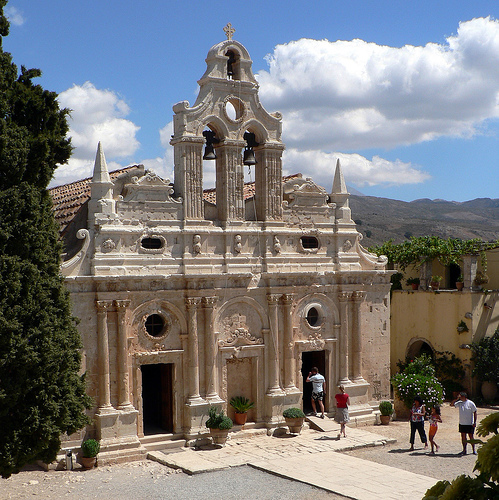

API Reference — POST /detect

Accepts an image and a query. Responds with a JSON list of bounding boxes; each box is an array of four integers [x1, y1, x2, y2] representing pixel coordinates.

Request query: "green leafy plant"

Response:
[[378, 401, 394, 416], [229, 396, 255, 414], [470, 329, 499, 383], [370, 236, 499, 272], [405, 277, 420, 286], [431, 275, 443, 283], [391, 354, 444, 410], [457, 320, 469, 333], [205, 406, 233, 430], [81, 439, 100, 458], [424, 411, 499, 498], [283, 407, 305, 419], [457, 275, 464, 282], [474, 270, 489, 286]]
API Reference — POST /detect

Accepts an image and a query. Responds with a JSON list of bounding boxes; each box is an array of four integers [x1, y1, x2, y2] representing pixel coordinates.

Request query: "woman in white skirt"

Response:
[[334, 385, 350, 438]]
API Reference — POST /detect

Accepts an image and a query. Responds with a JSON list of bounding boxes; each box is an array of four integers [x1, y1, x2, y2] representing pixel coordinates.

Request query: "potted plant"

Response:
[[378, 401, 393, 425], [474, 271, 489, 289], [205, 406, 233, 445], [406, 277, 420, 290], [283, 407, 306, 434], [80, 439, 100, 469], [430, 275, 442, 290], [470, 330, 499, 401], [229, 396, 255, 426], [456, 275, 464, 291], [457, 320, 469, 333]]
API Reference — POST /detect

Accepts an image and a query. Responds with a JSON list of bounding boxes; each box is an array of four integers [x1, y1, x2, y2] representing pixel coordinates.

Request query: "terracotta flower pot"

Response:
[[456, 282, 464, 291], [380, 415, 391, 425], [411, 283, 419, 290], [209, 428, 230, 445], [430, 282, 440, 290], [80, 456, 96, 469], [481, 381, 498, 401], [234, 412, 248, 426], [285, 417, 305, 434]]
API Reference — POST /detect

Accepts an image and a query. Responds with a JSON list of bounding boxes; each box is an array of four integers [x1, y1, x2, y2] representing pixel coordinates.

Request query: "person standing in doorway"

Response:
[[335, 385, 350, 438], [451, 392, 477, 455], [306, 367, 325, 418]]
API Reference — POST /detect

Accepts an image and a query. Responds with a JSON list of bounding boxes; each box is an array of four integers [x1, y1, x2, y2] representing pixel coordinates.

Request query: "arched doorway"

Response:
[[406, 339, 434, 361]]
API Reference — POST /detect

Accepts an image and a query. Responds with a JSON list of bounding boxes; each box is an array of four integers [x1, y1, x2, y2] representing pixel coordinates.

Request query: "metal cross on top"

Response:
[[223, 22, 235, 40]]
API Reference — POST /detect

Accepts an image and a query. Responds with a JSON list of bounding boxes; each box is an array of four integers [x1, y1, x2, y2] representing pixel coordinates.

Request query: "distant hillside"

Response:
[[349, 195, 499, 247]]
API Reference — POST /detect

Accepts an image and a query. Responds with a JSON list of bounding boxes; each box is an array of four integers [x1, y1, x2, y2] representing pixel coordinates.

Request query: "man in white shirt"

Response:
[[451, 392, 477, 455], [306, 367, 326, 418]]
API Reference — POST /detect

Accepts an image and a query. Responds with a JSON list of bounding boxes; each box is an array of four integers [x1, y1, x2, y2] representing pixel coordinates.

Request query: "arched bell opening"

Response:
[[225, 49, 241, 80], [202, 124, 224, 192]]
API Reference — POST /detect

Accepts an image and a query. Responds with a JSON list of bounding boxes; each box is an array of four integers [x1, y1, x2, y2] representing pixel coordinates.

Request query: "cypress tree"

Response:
[[0, 2, 91, 477]]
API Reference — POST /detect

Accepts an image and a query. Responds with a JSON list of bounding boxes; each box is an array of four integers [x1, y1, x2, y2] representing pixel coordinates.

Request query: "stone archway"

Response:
[[406, 337, 435, 361]]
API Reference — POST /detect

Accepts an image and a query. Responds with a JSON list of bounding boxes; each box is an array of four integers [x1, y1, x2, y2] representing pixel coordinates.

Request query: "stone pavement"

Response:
[[148, 420, 436, 499]]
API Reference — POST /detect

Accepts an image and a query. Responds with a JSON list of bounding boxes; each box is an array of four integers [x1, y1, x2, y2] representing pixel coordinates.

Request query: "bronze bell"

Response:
[[203, 143, 216, 160], [243, 148, 257, 166]]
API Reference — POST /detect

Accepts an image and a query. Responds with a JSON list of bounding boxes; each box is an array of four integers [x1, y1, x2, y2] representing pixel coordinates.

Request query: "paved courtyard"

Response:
[[1, 403, 496, 499]]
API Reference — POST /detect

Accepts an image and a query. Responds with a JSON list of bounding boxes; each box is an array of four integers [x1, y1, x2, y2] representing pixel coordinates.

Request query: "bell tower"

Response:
[[170, 24, 285, 223]]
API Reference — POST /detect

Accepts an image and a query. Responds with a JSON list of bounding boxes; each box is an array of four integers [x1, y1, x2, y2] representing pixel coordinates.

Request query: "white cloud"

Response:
[[53, 82, 140, 186], [5, 6, 25, 26], [258, 17, 499, 150], [283, 149, 430, 190]]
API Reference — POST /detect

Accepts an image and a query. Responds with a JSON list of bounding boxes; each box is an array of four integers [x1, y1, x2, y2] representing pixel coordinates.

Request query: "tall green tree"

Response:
[[0, 2, 90, 478]]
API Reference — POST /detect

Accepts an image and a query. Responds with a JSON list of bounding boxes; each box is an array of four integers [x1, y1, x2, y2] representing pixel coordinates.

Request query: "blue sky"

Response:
[[3, 1, 499, 202]]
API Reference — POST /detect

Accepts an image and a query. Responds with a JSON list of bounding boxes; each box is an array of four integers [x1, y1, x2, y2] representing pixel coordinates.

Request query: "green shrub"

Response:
[[81, 439, 100, 458], [471, 329, 499, 383], [229, 396, 255, 414], [205, 406, 233, 430], [283, 407, 305, 419], [378, 401, 394, 416], [391, 355, 444, 410], [218, 416, 233, 430]]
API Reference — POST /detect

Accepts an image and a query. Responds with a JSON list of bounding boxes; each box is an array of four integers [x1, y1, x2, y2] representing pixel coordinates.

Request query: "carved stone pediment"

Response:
[[283, 178, 328, 208], [218, 313, 263, 347], [121, 172, 179, 203]]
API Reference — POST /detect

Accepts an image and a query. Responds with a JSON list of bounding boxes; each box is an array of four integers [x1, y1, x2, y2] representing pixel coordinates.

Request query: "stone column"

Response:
[[216, 141, 245, 222], [266, 294, 282, 393], [96, 300, 114, 412], [202, 296, 220, 401], [338, 292, 351, 385], [254, 144, 284, 221], [351, 291, 367, 383], [282, 294, 296, 390], [171, 137, 205, 219], [185, 297, 203, 402], [115, 299, 133, 410]]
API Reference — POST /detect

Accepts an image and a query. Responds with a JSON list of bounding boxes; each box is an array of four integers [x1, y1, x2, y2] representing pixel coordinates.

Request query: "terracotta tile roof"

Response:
[[50, 169, 303, 232], [203, 173, 301, 205], [49, 166, 139, 234]]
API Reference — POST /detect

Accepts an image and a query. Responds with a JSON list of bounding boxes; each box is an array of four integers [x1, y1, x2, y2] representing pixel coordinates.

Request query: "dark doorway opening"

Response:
[[301, 351, 326, 414], [449, 262, 461, 289], [407, 340, 434, 362], [141, 363, 174, 435]]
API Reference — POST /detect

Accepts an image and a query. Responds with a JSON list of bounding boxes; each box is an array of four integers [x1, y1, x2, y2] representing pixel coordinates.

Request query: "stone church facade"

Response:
[[54, 28, 391, 462]]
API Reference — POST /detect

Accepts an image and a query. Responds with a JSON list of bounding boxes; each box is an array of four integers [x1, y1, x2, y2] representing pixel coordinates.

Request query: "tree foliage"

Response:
[[369, 236, 499, 271], [424, 412, 499, 499], [0, 3, 90, 477]]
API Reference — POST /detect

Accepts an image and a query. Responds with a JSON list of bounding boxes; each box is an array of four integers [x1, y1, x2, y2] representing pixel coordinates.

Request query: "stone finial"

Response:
[[92, 142, 112, 184], [332, 159, 348, 195]]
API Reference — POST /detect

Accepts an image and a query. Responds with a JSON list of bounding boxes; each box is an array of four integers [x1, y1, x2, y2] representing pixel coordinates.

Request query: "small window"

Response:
[[301, 236, 319, 249], [306, 307, 320, 327], [141, 237, 163, 250], [145, 314, 164, 337]]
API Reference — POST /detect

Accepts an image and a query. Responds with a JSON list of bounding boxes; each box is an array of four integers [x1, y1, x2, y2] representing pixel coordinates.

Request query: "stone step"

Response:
[[139, 434, 187, 452]]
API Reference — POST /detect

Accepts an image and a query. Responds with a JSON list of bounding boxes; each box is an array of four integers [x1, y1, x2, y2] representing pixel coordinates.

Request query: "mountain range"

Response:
[[348, 195, 499, 247]]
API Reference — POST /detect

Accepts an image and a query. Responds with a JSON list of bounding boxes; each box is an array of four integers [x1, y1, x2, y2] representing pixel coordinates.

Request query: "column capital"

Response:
[[185, 297, 202, 308], [338, 292, 352, 302], [351, 291, 366, 302], [267, 293, 281, 305], [281, 293, 295, 305], [114, 299, 131, 310], [202, 296, 218, 308], [96, 300, 113, 312]]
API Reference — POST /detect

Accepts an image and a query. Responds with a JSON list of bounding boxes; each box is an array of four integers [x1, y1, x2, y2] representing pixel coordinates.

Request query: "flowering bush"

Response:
[[391, 354, 444, 410]]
